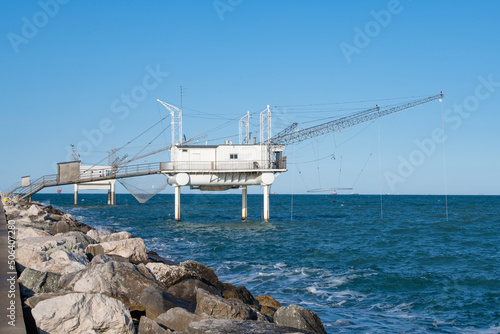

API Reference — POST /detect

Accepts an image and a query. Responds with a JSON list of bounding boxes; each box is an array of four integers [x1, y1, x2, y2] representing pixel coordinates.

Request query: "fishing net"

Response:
[[118, 174, 168, 203]]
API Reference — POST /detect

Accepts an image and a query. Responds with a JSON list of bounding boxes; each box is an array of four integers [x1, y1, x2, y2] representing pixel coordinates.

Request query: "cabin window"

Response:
[[230, 154, 238, 159], [182, 149, 188, 152]]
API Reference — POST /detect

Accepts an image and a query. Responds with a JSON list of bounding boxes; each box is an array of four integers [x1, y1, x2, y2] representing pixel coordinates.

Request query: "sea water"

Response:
[[32, 193, 500, 333]]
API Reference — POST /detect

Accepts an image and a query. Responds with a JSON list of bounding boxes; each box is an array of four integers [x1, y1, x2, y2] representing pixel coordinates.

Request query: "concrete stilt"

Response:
[[175, 186, 181, 221], [74, 184, 78, 205], [107, 189, 111, 205], [110, 182, 116, 205], [263, 184, 269, 222], [242, 186, 247, 220]]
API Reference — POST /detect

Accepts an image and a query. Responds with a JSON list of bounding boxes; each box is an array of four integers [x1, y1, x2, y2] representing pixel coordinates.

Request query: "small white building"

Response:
[[162, 141, 287, 221]]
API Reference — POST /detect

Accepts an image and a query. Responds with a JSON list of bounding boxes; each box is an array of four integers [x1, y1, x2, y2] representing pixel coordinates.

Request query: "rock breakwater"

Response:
[[1, 193, 326, 334]]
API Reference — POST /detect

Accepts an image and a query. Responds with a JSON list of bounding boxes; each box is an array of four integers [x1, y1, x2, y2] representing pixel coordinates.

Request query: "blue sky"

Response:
[[1, 0, 499, 195]]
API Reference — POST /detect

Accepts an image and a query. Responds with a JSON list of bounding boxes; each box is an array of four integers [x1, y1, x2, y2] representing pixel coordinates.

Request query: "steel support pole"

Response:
[[74, 184, 78, 205], [175, 186, 181, 221], [242, 186, 247, 220], [263, 184, 269, 222]]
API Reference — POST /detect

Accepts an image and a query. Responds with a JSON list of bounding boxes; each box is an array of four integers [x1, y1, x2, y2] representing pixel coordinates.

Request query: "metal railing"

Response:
[[10, 162, 164, 200], [163, 159, 287, 171]]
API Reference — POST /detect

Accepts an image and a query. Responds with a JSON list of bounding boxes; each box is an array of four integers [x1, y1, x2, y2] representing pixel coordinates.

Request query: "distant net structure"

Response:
[[119, 175, 168, 203], [307, 188, 353, 193]]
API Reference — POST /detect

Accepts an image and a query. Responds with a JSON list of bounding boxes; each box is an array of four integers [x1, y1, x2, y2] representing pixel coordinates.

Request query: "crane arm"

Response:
[[269, 93, 443, 145]]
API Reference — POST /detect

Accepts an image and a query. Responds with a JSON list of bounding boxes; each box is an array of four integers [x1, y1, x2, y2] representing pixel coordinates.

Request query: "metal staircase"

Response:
[[9, 162, 164, 200]]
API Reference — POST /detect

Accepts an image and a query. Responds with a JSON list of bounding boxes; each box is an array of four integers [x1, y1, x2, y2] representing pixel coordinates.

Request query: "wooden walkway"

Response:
[[0, 200, 26, 333]]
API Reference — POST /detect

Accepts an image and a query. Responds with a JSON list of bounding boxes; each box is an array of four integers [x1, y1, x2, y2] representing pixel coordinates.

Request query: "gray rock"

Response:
[[90, 253, 131, 264], [85, 237, 148, 264], [31, 292, 135, 334], [25, 291, 72, 308], [146, 262, 197, 287], [16, 227, 52, 240], [186, 319, 316, 334], [138, 316, 172, 334], [148, 250, 176, 265], [167, 279, 221, 305], [156, 307, 211, 332], [222, 286, 259, 306], [138, 285, 194, 319], [180, 260, 225, 292], [56, 230, 97, 248], [86, 229, 110, 243], [18, 268, 61, 298], [26, 204, 42, 216], [195, 288, 257, 320], [274, 304, 326, 334], [101, 230, 133, 242], [60, 260, 163, 312], [31, 249, 89, 275]]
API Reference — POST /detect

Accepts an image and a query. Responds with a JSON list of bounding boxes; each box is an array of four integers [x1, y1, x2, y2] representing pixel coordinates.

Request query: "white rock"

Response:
[[31, 250, 89, 275], [16, 248, 47, 272], [101, 231, 133, 242], [86, 229, 110, 243], [31, 293, 135, 334], [16, 227, 52, 240], [26, 204, 42, 216], [146, 262, 195, 287], [85, 238, 148, 263]]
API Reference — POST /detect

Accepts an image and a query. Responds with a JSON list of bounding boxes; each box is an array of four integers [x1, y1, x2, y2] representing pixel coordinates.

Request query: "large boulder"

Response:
[[222, 286, 259, 307], [180, 260, 225, 292], [195, 288, 257, 320], [25, 291, 72, 309], [18, 268, 61, 299], [138, 316, 172, 334], [138, 285, 194, 319], [148, 250, 176, 265], [26, 204, 43, 217], [155, 307, 211, 332], [56, 231, 97, 248], [16, 227, 52, 240], [101, 230, 133, 242], [15, 248, 47, 272], [31, 250, 89, 275], [186, 319, 316, 334], [146, 262, 197, 287], [31, 293, 135, 333], [256, 294, 281, 319], [85, 238, 148, 264], [86, 229, 109, 243], [60, 260, 185, 315], [274, 304, 326, 334], [167, 279, 221, 305], [90, 253, 131, 264]]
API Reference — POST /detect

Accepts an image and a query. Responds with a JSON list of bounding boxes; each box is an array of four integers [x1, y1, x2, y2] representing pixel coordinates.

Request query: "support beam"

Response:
[[242, 186, 247, 220], [263, 184, 269, 222], [175, 186, 181, 221], [110, 182, 116, 205], [74, 184, 78, 205]]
